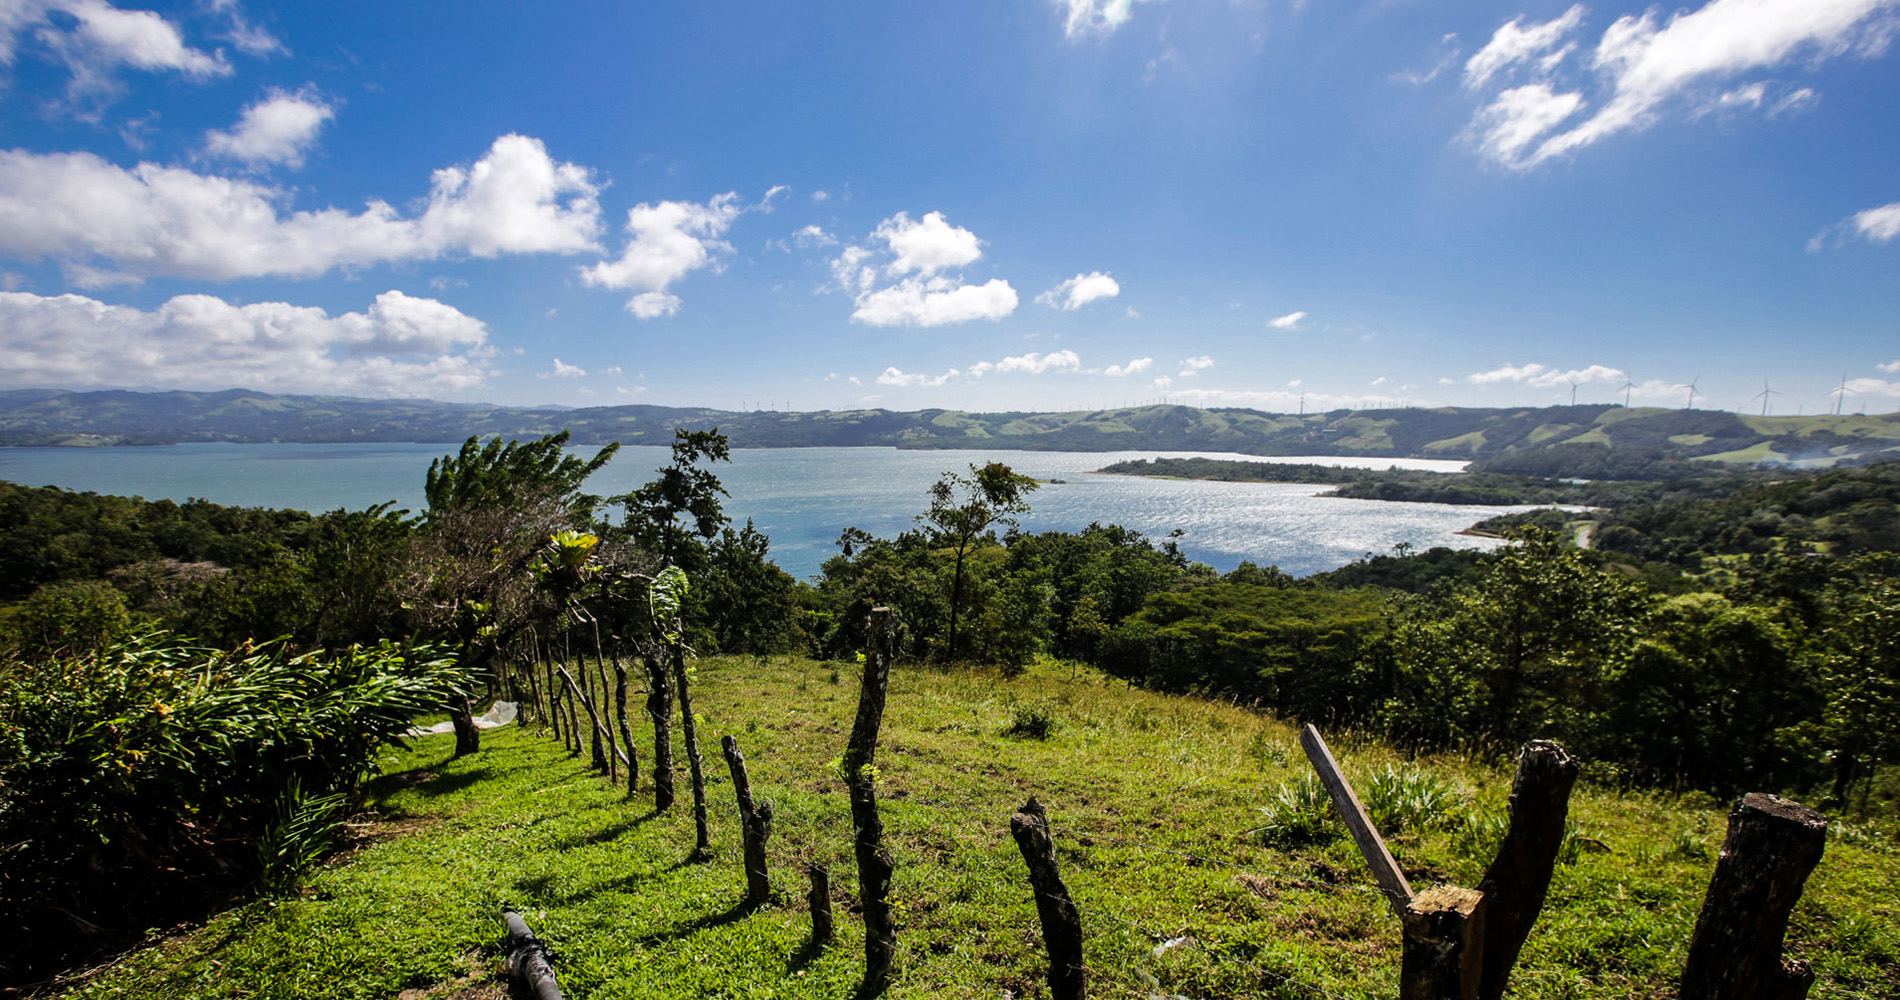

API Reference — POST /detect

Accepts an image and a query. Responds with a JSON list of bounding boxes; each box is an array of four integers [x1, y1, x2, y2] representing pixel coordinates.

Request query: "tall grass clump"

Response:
[[1360, 763, 1460, 834], [1256, 773, 1338, 844], [0, 630, 466, 984]]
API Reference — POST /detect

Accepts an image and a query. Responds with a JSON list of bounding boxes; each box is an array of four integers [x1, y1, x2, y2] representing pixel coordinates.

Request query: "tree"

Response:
[[917, 462, 1038, 662], [407, 432, 618, 756], [617, 429, 731, 572]]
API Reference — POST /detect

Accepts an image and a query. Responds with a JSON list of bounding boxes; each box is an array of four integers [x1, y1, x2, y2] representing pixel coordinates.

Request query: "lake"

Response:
[[0, 444, 1536, 579]]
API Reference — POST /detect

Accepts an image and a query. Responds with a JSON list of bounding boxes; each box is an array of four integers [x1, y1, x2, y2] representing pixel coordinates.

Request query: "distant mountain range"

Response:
[[2, 388, 1897, 465]]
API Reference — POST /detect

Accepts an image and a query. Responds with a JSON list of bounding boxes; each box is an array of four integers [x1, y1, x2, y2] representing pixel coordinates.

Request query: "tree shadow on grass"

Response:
[[635, 898, 757, 948], [408, 768, 492, 798]]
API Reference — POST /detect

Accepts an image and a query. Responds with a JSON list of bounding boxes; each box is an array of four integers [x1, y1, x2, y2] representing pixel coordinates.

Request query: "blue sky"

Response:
[[0, 0, 1896, 416]]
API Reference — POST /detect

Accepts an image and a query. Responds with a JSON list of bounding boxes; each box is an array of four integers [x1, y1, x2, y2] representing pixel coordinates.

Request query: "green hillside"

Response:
[[5, 390, 1899, 465]]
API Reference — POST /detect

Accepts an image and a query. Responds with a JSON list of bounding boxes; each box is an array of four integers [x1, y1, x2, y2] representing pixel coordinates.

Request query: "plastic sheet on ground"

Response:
[[407, 701, 517, 737]]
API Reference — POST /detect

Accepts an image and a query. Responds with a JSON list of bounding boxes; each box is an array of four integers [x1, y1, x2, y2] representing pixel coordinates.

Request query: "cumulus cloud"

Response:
[[579, 193, 740, 318], [1104, 357, 1153, 377], [1056, 0, 1161, 38], [1178, 355, 1214, 376], [875, 211, 983, 277], [202, 87, 334, 169], [831, 210, 1018, 327], [969, 350, 1081, 377], [0, 133, 601, 285], [1467, 361, 1626, 388], [1462, 0, 1898, 170], [0, 288, 493, 395], [542, 358, 586, 378], [1879, 360, 1900, 374], [1161, 386, 1411, 412], [1268, 310, 1306, 329], [2, 0, 238, 111], [1037, 271, 1120, 310], [1845, 376, 1900, 398]]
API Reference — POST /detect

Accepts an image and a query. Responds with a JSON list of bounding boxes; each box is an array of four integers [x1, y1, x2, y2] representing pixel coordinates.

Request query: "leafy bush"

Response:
[[0, 630, 466, 981], [1360, 763, 1460, 834], [1004, 701, 1059, 740], [1256, 774, 1338, 845]]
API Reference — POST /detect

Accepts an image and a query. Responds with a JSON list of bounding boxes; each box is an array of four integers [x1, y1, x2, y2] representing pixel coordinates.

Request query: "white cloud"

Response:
[[0, 288, 492, 395], [1, 0, 242, 112], [969, 349, 1081, 377], [1056, 0, 1162, 38], [1464, 6, 1586, 91], [604, 365, 622, 376], [1878, 359, 1900, 374], [1163, 386, 1411, 412], [1178, 355, 1214, 376], [0, 133, 601, 285], [543, 358, 586, 379], [1104, 357, 1153, 377], [1852, 202, 1900, 242], [875, 210, 983, 277], [1845, 377, 1900, 398], [1809, 200, 1900, 251], [832, 210, 1017, 326], [577, 192, 744, 317], [203, 87, 334, 169], [1464, 0, 1899, 169], [1395, 33, 1463, 86], [1467, 361, 1626, 388], [1037, 271, 1120, 310], [1152, 375, 1173, 390], [876, 366, 960, 388], [1268, 310, 1306, 329], [211, 0, 284, 57], [852, 277, 1019, 326], [1371, 376, 1388, 386], [792, 224, 836, 249]]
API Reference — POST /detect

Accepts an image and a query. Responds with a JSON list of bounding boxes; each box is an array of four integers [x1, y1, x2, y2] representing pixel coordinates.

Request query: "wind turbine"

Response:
[[1752, 378, 1781, 416], [1618, 375, 1637, 407], [1677, 375, 1700, 410], [1566, 377, 1579, 406], [1829, 373, 1855, 416]]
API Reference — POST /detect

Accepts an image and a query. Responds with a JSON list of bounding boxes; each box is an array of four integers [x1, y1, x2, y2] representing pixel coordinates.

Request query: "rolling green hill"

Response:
[[3, 390, 1898, 465]]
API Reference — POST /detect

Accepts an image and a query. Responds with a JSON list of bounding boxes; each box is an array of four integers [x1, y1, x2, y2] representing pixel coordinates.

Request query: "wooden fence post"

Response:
[[645, 654, 675, 809], [1680, 793, 1828, 1000], [1298, 724, 1414, 916], [556, 666, 627, 780], [1301, 724, 1484, 1000], [1010, 797, 1086, 1000], [612, 646, 637, 793], [1402, 887, 1486, 1000], [808, 864, 834, 949], [721, 735, 775, 910], [673, 645, 712, 857], [845, 607, 898, 997], [502, 905, 563, 1000], [1476, 740, 1578, 1000]]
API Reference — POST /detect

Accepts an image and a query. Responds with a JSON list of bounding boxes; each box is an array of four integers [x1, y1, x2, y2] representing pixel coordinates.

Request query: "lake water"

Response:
[[0, 444, 1536, 579]]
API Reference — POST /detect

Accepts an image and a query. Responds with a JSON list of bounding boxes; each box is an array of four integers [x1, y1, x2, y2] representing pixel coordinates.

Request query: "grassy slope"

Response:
[[60, 656, 1898, 1000]]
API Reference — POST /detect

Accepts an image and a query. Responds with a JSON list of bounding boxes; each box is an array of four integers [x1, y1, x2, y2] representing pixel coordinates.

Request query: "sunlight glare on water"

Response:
[[0, 444, 1535, 579]]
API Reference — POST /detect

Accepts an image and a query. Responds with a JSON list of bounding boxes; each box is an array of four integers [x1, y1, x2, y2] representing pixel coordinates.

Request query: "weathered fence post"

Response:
[[1476, 740, 1578, 1000], [502, 904, 563, 1000], [1680, 793, 1828, 1000], [1010, 797, 1086, 1000], [1300, 724, 1484, 1000], [846, 607, 898, 997], [673, 646, 712, 857], [645, 654, 675, 809], [721, 734, 775, 910], [1401, 887, 1485, 1000], [808, 864, 834, 949], [612, 643, 637, 793], [556, 665, 625, 781], [1298, 724, 1414, 916]]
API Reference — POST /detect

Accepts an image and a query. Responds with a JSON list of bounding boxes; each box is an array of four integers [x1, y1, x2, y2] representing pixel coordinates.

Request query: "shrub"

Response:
[[1004, 701, 1059, 740], [1361, 763, 1460, 834], [1256, 774, 1338, 845]]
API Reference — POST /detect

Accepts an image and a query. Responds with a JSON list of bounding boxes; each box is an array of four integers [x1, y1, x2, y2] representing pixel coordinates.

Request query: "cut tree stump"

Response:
[[1680, 793, 1828, 1000], [1476, 740, 1578, 1000], [1010, 797, 1086, 1000], [502, 905, 562, 1000], [721, 734, 775, 910]]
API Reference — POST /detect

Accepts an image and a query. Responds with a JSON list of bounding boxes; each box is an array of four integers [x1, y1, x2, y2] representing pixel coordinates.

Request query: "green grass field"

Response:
[[55, 656, 1899, 1000]]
